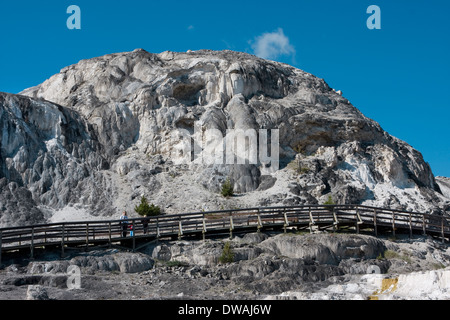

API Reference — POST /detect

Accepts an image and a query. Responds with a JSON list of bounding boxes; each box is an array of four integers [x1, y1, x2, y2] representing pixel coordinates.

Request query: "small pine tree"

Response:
[[324, 195, 335, 205], [221, 178, 234, 198], [219, 241, 234, 264], [134, 196, 161, 217], [324, 195, 335, 211]]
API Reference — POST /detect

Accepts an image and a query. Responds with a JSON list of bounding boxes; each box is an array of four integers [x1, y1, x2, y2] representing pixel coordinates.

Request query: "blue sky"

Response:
[[1, 0, 449, 177]]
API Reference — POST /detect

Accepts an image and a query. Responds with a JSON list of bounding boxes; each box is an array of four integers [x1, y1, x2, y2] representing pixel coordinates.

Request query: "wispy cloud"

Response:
[[250, 28, 296, 62]]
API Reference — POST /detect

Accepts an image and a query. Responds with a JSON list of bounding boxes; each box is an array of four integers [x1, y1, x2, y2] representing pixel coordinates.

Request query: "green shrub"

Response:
[[379, 250, 412, 263], [219, 242, 234, 264], [299, 167, 310, 174], [323, 195, 335, 212], [165, 260, 189, 268], [324, 195, 335, 205], [221, 178, 234, 198], [432, 262, 445, 270], [134, 196, 161, 217]]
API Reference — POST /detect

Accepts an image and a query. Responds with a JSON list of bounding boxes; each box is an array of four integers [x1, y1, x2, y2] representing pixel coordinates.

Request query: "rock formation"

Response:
[[0, 49, 448, 226], [436, 177, 450, 200]]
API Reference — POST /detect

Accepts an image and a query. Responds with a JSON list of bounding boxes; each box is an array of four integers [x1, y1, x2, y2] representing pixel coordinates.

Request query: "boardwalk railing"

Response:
[[0, 204, 449, 263]]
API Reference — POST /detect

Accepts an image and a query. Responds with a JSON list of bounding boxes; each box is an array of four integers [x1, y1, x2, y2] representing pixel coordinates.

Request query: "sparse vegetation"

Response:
[[221, 178, 234, 198], [286, 159, 310, 175], [165, 260, 189, 268], [290, 230, 310, 236], [377, 250, 412, 263], [219, 241, 234, 264], [293, 144, 304, 154], [134, 196, 161, 217], [324, 195, 335, 205], [323, 195, 335, 212], [432, 262, 445, 270], [299, 167, 310, 174], [287, 159, 299, 171], [388, 236, 398, 242]]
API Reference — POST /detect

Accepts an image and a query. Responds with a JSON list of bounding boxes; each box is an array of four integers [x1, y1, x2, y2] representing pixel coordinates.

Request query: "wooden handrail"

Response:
[[0, 204, 448, 260]]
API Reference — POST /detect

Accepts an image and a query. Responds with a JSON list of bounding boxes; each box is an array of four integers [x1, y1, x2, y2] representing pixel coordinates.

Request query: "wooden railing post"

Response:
[[409, 213, 413, 239], [309, 206, 315, 234], [178, 218, 183, 240], [229, 213, 234, 239], [202, 214, 207, 241], [356, 208, 360, 234], [332, 207, 338, 232], [156, 217, 160, 240], [257, 209, 262, 233], [86, 223, 89, 249], [392, 211, 396, 238], [132, 220, 136, 252], [61, 224, 65, 257], [422, 214, 427, 236], [283, 209, 289, 233], [108, 222, 112, 248], [30, 227, 34, 259], [0, 231, 2, 266], [373, 209, 377, 237]]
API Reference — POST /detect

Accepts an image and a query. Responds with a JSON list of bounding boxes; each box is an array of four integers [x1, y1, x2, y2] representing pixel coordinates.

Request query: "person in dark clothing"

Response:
[[142, 215, 150, 234], [120, 211, 129, 237]]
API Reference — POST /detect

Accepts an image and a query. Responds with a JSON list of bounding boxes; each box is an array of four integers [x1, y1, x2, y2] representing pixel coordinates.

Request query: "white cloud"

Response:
[[251, 28, 296, 61]]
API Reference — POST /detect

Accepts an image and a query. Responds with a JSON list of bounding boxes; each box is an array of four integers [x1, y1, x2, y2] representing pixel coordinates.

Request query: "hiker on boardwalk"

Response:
[[142, 215, 150, 234], [120, 211, 129, 237]]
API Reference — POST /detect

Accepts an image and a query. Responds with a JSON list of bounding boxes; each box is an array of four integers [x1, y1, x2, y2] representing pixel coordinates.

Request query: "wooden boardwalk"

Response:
[[1, 204, 449, 264]]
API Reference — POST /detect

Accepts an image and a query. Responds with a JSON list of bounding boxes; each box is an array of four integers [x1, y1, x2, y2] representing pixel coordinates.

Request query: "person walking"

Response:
[[120, 211, 129, 237], [142, 215, 150, 234]]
